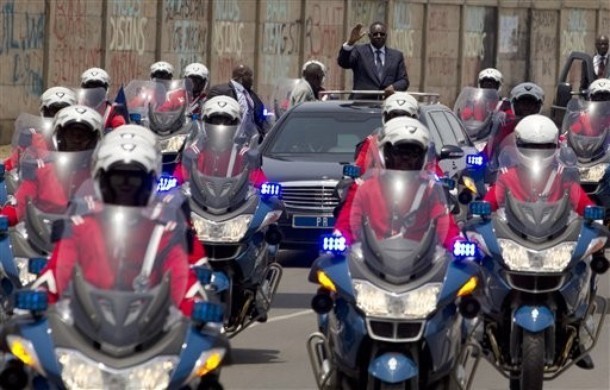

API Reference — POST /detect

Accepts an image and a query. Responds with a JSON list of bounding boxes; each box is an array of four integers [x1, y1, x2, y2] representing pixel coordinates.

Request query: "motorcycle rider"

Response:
[[566, 78, 610, 138], [3, 86, 77, 171], [483, 82, 545, 163], [484, 114, 594, 215], [80, 67, 126, 131], [0, 105, 103, 226], [150, 61, 174, 81], [459, 68, 505, 122], [184, 62, 209, 116], [34, 134, 205, 316], [174, 95, 268, 187], [335, 117, 461, 249]]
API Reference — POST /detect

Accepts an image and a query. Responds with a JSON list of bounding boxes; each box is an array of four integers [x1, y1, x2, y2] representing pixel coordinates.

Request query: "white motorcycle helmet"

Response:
[[382, 92, 419, 124], [40, 87, 77, 118], [104, 124, 158, 148], [92, 135, 161, 207], [150, 61, 174, 81], [80, 68, 110, 89], [588, 78, 610, 101], [184, 62, 210, 95], [510, 82, 545, 118], [378, 117, 430, 171], [52, 105, 103, 152], [514, 114, 559, 170], [478, 68, 503, 90], [202, 96, 243, 126]]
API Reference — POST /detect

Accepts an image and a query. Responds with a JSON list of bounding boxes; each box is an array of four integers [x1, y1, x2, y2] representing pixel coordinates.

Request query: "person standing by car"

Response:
[[207, 64, 270, 139], [338, 21, 409, 99], [594, 35, 609, 79], [289, 60, 326, 107]]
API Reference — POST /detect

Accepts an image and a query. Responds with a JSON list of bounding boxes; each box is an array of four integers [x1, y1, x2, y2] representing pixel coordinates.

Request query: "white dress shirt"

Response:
[[594, 53, 607, 76]]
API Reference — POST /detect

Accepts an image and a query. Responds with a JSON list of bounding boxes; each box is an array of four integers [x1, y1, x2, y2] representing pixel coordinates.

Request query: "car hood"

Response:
[[263, 156, 345, 182]]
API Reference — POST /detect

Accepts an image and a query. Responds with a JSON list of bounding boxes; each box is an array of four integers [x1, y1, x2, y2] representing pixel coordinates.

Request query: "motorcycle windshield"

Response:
[[148, 80, 191, 136], [124, 80, 157, 119], [55, 203, 188, 354], [453, 87, 499, 140], [491, 144, 582, 239], [271, 78, 301, 117], [562, 100, 610, 162], [349, 168, 449, 284], [9, 113, 53, 165], [183, 127, 253, 213], [77, 87, 107, 116]]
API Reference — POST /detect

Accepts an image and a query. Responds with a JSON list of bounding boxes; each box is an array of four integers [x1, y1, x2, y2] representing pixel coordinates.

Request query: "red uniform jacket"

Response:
[[335, 176, 460, 250], [484, 166, 594, 215]]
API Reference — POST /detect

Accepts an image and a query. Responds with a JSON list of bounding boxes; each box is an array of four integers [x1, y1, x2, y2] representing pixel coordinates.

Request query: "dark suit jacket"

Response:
[[338, 44, 409, 98], [207, 82, 269, 134]]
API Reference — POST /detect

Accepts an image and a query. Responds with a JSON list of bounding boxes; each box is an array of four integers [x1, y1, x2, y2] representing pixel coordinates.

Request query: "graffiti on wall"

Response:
[[213, 0, 243, 82], [304, 1, 343, 88], [109, 0, 147, 55], [464, 7, 486, 60], [165, 0, 208, 74], [261, 0, 300, 85], [391, 1, 414, 58], [0, 0, 44, 106], [499, 15, 519, 54], [532, 11, 557, 78], [562, 10, 588, 56]]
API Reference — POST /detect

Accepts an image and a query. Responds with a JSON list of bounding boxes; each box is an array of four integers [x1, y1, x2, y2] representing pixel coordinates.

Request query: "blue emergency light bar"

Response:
[[28, 258, 48, 276], [157, 176, 178, 192], [194, 266, 213, 285], [129, 113, 142, 124], [321, 235, 347, 253], [0, 163, 5, 176], [469, 201, 492, 217], [14, 290, 48, 312], [261, 182, 282, 197], [466, 154, 485, 168], [453, 241, 478, 258], [584, 206, 605, 221], [192, 301, 224, 324], [343, 164, 361, 178]]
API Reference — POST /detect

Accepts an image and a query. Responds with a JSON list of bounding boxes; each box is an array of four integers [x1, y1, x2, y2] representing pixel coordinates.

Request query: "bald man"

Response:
[[207, 64, 270, 137], [594, 35, 609, 79]]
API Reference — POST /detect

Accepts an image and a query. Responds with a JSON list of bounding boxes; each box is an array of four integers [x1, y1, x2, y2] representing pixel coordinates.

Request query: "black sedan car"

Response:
[[260, 100, 478, 248]]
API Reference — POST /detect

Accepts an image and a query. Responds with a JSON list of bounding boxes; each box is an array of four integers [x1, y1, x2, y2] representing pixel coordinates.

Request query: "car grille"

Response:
[[506, 272, 564, 293], [366, 319, 424, 342], [281, 184, 339, 212]]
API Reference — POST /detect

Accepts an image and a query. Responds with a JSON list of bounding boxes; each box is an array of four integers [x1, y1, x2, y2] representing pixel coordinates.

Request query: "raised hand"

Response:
[[348, 24, 367, 45]]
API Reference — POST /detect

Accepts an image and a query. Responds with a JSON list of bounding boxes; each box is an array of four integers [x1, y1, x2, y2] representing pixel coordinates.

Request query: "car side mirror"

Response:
[[440, 145, 464, 160]]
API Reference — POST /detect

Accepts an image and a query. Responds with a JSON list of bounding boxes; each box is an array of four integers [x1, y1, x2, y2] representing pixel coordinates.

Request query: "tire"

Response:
[[520, 330, 544, 390]]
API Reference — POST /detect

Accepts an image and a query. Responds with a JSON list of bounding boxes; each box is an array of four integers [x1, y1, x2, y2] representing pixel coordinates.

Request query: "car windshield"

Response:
[[268, 112, 381, 161], [424, 110, 473, 153]]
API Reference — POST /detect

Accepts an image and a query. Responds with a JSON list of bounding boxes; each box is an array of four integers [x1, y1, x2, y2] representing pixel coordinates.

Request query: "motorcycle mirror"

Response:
[[440, 145, 464, 160]]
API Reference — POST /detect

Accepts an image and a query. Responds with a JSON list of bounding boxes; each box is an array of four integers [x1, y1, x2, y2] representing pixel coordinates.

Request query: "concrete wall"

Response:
[[1, 0, 609, 143]]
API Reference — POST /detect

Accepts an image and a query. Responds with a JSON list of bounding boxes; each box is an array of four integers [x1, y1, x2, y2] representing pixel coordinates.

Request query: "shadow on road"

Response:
[[229, 348, 283, 365], [272, 292, 311, 309], [278, 249, 318, 268]]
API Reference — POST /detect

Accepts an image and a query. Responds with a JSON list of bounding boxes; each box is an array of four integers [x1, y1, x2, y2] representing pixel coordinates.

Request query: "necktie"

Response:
[[375, 49, 383, 80], [598, 56, 606, 78]]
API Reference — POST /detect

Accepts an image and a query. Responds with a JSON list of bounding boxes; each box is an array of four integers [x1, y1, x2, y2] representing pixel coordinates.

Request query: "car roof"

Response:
[[288, 100, 382, 113]]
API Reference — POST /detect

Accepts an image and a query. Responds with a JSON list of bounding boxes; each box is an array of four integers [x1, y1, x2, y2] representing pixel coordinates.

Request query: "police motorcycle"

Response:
[[0, 202, 229, 390], [561, 99, 610, 220], [125, 79, 201, 191], [183, 126, 283, 337], [307, 167, 481, 390], [463, 144, 610, 390], [3, 145, 94, 313], [454, 87, 500, 154]]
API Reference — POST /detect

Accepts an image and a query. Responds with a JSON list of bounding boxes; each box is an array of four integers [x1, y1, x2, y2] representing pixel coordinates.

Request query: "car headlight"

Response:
[[498, 239, 576, 272], [187, 348, 226, 381], [159, 134, 187, 153], [191, 213, 252, 242], [579, 164, 608, 182], [353, 280, 441, 319], [57, 349, 178, 390]]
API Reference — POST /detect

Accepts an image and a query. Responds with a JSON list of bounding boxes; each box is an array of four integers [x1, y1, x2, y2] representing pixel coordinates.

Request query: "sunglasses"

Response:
[[370, 32, 386, 38]]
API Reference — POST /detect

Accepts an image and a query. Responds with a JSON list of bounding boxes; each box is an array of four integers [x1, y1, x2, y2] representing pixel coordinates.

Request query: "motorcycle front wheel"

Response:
[[510, 330, 544, 390]]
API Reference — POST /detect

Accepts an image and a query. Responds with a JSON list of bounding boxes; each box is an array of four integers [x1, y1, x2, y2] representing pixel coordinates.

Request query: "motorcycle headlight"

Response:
[[57, 349, 178, 390], [191, 213, 252, 242], [353, 280, 441, 319], [579, 164, 609, 182], [187, 348, 226, 381], [498, 239, 576, 272], [159, 134, 187, 153]]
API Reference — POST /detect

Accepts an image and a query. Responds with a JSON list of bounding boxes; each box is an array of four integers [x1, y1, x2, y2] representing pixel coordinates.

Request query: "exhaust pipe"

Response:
[[307, 332, 334, 389]]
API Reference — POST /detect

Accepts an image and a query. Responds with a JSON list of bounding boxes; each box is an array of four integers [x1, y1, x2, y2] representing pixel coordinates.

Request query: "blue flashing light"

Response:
[[157, 176, 178, 192], [14, 290, 48, 312], [453, 241, 478, 258], [192, 301, 224, 324], [469, 201, 491, 217], [466, 154, 485, 168], [343, 164, 361, 178], [440, 177, 456, 190], [261, 182, 282, 197], [584, 206, 605, 221], [194, 266, 214, 285], [0, 216, 8, 233], [321, 234, 347, 253], [191, 113, 201, 120], [129, 113, 142, 124], [28, 258, 48, 276]]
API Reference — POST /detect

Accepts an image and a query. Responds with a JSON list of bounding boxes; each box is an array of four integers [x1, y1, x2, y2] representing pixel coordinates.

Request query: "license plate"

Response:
[[292, 215, 335, 228]]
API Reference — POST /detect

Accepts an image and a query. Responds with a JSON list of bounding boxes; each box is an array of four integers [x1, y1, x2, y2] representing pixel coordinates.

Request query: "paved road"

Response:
[[222, 251, 610, 390]]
